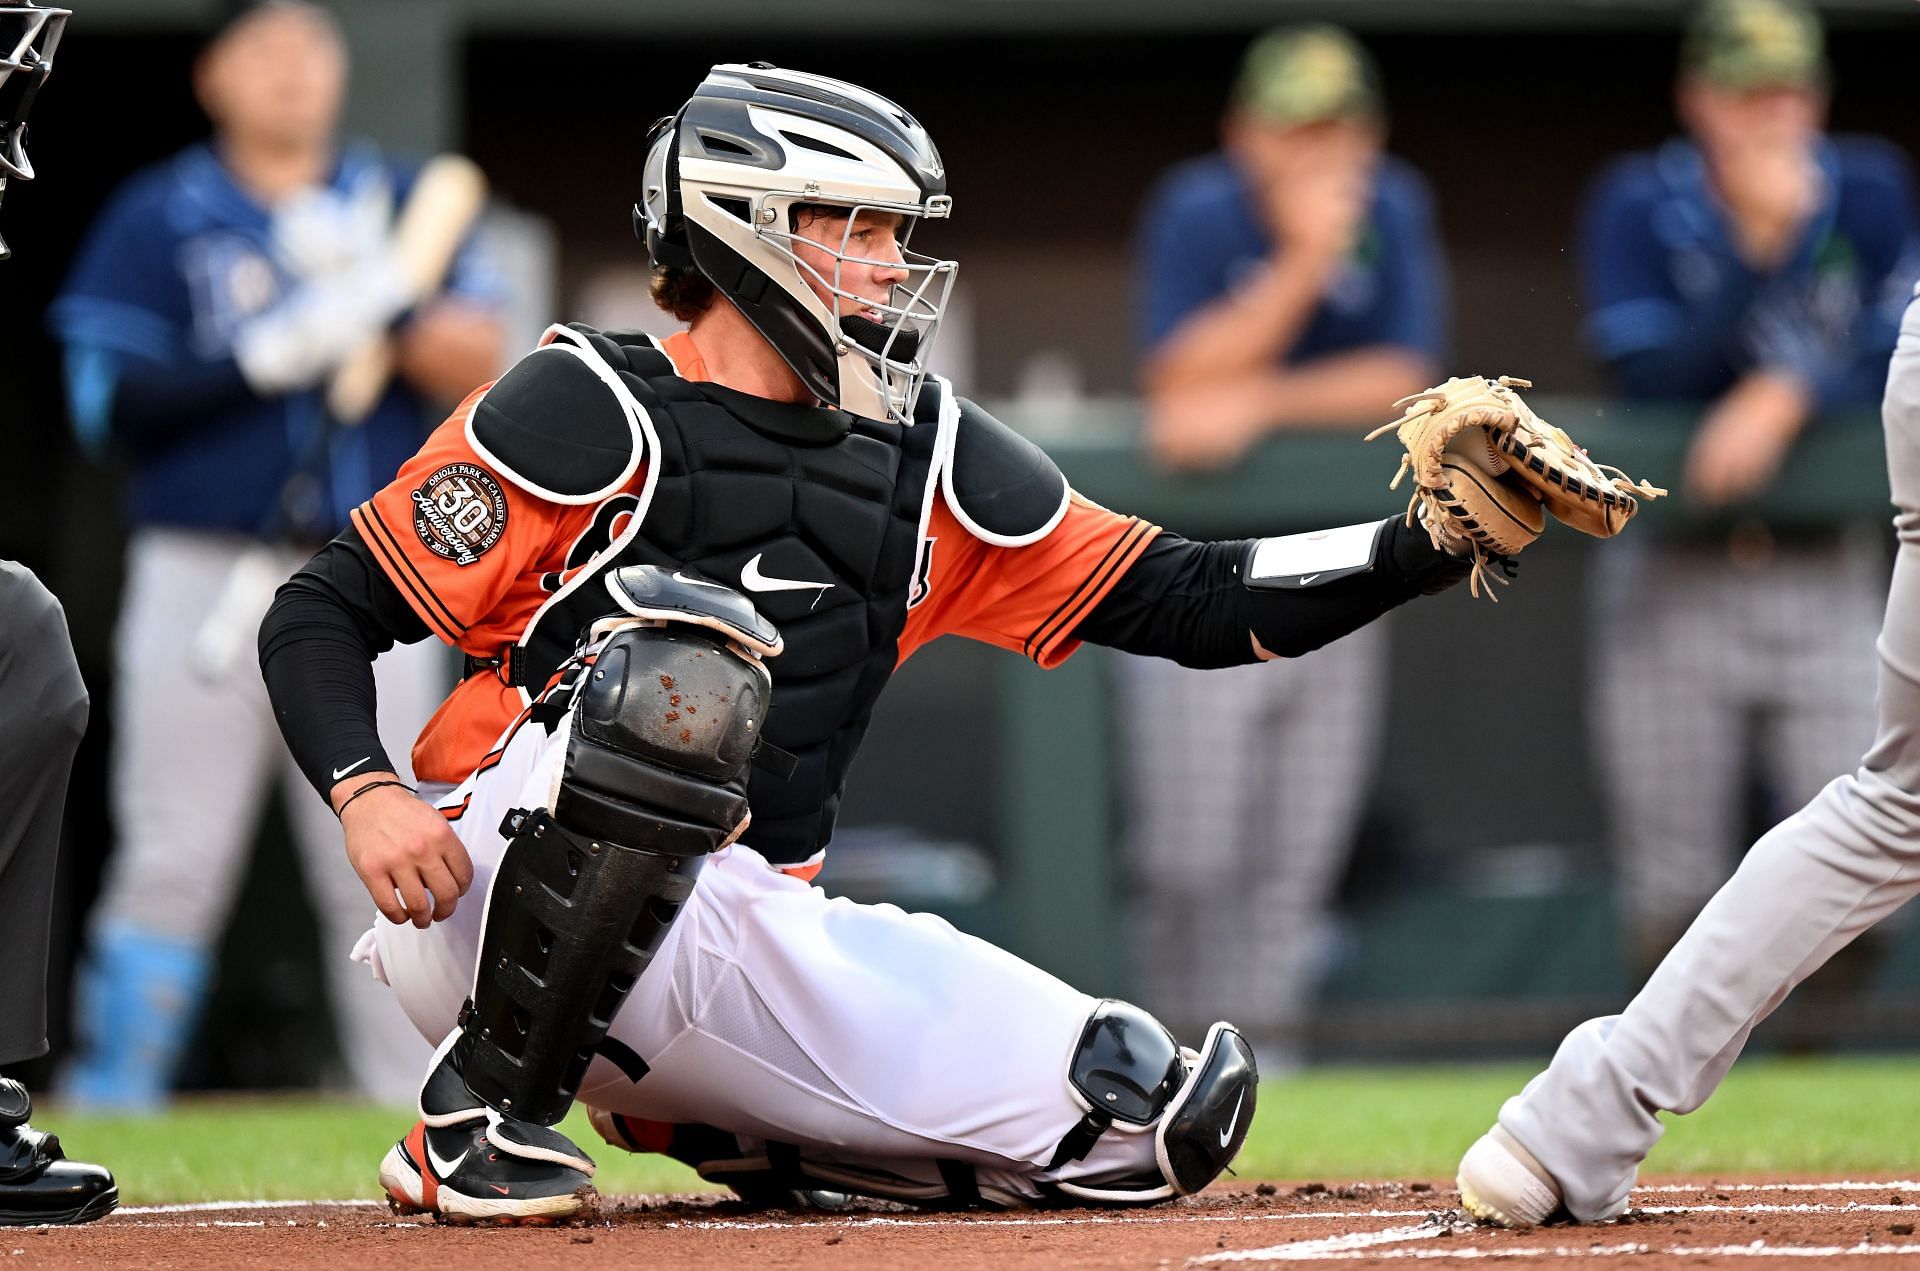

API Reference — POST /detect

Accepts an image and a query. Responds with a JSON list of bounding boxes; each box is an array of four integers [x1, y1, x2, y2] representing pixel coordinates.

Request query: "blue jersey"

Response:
[[1580, 136, 1918, 410], [1135, 152, 1447, 364], [49, 141, 505, 538]]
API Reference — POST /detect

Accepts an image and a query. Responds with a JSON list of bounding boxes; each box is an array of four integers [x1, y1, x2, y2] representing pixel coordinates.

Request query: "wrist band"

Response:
[[335, 778, 415, 820]]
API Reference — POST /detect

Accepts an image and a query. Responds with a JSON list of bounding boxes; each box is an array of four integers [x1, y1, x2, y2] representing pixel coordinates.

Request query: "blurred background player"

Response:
[[47, 0, 506, 1108], [1581, 0, 1916, 978], [0, 0, 117, 1225], [1122, 24, 1444, 1063]]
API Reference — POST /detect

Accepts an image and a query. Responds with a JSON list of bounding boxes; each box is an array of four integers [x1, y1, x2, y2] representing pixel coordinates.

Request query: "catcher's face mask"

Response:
[[638, 62, 959, 426], [0, 1, 68, 261]]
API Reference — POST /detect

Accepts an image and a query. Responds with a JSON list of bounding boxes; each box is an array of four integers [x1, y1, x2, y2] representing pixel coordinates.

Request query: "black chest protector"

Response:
[[478, 325, 941, 865]]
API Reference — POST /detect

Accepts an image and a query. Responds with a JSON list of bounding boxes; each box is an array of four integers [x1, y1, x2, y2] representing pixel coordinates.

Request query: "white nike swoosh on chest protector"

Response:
[[740, 553, 833, 594]]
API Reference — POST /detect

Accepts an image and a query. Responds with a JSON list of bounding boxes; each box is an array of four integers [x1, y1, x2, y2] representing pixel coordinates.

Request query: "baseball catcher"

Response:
[[260, 62, 1528, 1224], [1366, 374, 1665, 596]]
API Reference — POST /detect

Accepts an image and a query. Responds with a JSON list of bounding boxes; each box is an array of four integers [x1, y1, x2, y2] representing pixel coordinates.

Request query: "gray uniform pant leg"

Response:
[[1122, 623, 1386, 1052], [1500, 289, 1920, 1223], [0, 563, 89, 1066]]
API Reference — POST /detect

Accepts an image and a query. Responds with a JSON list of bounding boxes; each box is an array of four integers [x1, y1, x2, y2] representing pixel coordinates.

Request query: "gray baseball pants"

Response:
[[0, 563, 89, 1067], [1499, 284, 1920, 1222]]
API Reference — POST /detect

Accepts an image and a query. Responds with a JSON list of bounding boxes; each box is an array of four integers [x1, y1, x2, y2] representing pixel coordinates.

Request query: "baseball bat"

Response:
[[324, 152, 489, 425]]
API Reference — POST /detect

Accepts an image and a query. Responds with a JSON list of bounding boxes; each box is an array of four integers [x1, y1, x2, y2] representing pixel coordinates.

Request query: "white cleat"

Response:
[[1457, 1124, 1565, 1228]]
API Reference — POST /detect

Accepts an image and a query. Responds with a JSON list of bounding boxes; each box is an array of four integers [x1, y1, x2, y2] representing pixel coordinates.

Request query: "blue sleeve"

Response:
[[1579, 161, 1756, 398], [47, 177, 190, 367], [1361, 166, 1448, 361], [1135, 169, 1237, 357], [1809, 140, 1919, 410], [45, 174, 243, 453]]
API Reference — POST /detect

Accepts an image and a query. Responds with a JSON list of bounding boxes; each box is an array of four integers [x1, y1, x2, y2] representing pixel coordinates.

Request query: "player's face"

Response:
[[1681, 78, 1824, 152], [1227, 114, 1381, 189], [197, 6, 346, 152], [788, 207, 911, 320]]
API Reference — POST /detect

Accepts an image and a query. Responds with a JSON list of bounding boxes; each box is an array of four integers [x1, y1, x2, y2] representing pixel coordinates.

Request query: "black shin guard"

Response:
[[435, 577, 777, 1127], [461, 809, 709, 1123]]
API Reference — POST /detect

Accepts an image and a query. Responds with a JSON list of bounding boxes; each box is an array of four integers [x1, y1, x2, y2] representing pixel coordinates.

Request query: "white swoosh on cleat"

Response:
[[1219, 1091, 1245, 1149], [741, 553, 833, 594], [425, 1142, 470, 1179]]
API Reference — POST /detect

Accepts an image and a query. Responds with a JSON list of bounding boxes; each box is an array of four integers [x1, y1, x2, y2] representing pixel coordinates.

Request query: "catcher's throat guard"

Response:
[[1048, 1002, 1258, 1204], [433, 567, 776, 1127]]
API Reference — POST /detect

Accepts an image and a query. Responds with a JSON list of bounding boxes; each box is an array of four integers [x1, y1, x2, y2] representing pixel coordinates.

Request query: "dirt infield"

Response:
[[18, 1178, 1920, 1268]]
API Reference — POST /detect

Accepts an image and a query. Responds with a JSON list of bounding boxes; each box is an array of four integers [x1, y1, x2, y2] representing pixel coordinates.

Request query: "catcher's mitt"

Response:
[[1364, 375, 1665, 598]]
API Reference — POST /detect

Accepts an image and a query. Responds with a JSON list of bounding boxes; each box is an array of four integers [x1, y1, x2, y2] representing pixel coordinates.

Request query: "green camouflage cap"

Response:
[[1231, 24, 1382, 125], [1683, 0, 1827, 90]]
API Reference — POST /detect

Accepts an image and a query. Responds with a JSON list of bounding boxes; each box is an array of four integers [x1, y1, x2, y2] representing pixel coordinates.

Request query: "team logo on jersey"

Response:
[[412, 462, 509, 566], [907, 535, 937, 609], [542, 494, 640, 592]]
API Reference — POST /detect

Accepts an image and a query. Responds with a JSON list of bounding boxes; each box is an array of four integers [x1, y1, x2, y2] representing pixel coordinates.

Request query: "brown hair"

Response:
[[650, 265, 716, 322]]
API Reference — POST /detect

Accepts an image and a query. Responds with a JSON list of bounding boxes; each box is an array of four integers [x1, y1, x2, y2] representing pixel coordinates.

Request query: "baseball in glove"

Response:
[[1364, 375, 1665, 598]]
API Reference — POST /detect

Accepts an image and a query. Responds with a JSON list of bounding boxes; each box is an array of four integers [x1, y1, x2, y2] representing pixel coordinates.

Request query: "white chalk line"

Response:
[[1198, 1240, 1920, 1263], [1195, 1222, 1466, 1262], [114, 1199, 378, 1215]]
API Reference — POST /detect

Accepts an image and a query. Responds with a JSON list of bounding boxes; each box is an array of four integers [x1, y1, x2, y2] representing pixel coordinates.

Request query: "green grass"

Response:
[[41, 1056, 1920, 1205]]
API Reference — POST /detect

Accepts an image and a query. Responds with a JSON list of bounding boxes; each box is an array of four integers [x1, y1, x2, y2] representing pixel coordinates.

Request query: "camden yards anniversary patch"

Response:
[[412, 462, 508, 565]]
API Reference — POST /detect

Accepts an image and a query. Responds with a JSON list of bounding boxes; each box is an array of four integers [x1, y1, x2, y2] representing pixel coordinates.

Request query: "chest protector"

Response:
[[472, 324, 944, 866]]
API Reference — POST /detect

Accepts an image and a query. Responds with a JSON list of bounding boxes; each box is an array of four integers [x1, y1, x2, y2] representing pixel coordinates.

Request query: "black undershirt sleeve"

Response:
[[1071, 516, 1471, 668], [258, 523, 435, 803]]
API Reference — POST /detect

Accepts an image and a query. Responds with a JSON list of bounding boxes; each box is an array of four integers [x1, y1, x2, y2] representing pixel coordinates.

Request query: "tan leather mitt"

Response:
[[1364, 375, 1666, 599]]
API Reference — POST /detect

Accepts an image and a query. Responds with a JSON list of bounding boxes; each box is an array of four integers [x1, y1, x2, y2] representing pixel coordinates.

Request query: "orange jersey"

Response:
[[354, 331, 1158, 787]]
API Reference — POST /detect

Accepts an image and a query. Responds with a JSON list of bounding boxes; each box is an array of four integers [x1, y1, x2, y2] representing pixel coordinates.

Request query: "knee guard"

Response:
[[1044, 1001, 1258, 1205], [440, 566, 780, 1126]]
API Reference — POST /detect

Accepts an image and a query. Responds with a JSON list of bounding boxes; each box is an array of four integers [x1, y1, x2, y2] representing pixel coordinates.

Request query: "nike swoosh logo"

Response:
[[332, 756, 372, 780], [1297, 574, 1320, 586], [1219, 1090, 1246, 1149], [671, 570, 727, 590], [740, 552, 833, 594], [425, 1143, 469, 1179]]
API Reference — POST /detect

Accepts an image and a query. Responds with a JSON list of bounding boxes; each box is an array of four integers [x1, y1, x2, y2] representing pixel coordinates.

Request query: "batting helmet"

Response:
[[637, 62, 958, 426]]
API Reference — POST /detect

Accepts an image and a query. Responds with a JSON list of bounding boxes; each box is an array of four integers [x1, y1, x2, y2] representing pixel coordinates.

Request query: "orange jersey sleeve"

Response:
[[350, 385, 584, 649], [899, 492, 1159, 668]]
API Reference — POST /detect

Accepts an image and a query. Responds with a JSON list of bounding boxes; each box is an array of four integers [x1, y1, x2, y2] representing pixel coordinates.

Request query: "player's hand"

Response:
[[1265, 161, 1368, 267], [234, 257, 412, 395], [1683, 369, 1813, 508], [333, 774, 475, 929], [1146, 375, 1278, 471], [1712, 139, 1819, 269]]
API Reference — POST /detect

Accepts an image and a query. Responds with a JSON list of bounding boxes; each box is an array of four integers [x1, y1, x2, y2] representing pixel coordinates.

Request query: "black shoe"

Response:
[[380, 1112, 596, 1225], [0, 1079, 118, 1227]]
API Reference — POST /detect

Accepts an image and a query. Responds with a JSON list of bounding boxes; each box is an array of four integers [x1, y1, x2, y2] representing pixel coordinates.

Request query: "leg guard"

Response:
[[1044, 1001, 1258, 1205], [438, 573, 776, 1127]]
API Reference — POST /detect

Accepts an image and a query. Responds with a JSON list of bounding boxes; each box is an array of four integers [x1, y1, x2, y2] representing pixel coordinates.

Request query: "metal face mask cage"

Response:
[[0, 3, 66, 183], [752, 193, 958, 426]]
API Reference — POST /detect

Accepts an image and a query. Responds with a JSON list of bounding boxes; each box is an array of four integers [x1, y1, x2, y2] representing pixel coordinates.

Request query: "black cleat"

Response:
[[0, 1079, 118, 1227], [379, 1112, 596, 1226]]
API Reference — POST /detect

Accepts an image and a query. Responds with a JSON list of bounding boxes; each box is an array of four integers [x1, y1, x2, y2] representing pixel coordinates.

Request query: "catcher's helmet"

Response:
[[0, 0, 66, 261], [637, 63, 957, 425]]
